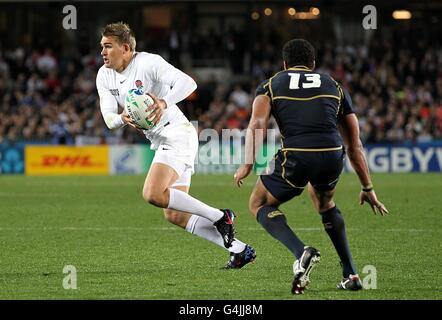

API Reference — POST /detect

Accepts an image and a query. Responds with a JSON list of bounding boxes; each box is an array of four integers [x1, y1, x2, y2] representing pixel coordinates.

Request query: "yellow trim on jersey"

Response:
[[273, 94, 340, 101], [337, 85, 344, 115], [281, 150, 305, 189], [330, 78, 343, 115], [267, 69, 288, 101], [256, 81, 271, 98], [287, 66, 312, 71], [282, 146, 343, 152], [261, 81, 270, 97], [269, 77, 274, 100]]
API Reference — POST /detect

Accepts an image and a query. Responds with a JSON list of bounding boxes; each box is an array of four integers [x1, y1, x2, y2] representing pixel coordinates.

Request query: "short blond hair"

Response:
[[101, 22, 136, 51]]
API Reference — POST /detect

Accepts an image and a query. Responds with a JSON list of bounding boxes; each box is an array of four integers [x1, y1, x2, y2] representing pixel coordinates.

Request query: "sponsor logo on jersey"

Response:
[[109, 89, 119, 96], [267, 210, 284, 218]]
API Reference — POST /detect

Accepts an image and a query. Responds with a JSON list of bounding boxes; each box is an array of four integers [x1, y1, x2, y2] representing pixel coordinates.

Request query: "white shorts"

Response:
[[151, 122, 198, 187]]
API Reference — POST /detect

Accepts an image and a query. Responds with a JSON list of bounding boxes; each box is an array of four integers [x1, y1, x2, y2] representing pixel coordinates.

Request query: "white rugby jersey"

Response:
[[96, 52, 197, 148]]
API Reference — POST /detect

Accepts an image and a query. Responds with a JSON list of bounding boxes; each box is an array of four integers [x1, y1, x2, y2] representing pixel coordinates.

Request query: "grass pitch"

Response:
[[0, 173, 440, 299]]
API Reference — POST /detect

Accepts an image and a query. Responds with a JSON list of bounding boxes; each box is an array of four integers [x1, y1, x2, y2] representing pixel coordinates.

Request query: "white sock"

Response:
[[168, 188, 223, 222], [186, 215, 246, 254]]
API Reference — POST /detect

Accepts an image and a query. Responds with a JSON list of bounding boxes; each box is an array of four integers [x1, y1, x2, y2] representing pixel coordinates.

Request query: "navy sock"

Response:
[[321, 206, 357, 277], [257, 206, 305, 259]]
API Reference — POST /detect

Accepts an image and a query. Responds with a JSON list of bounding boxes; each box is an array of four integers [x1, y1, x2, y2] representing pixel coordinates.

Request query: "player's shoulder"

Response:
[[96, 65, 114, 85], [255, 78, 271, 97], [258, 78, 270, 87], [135, 51, 166, 66], [135, 51, 157, 60]]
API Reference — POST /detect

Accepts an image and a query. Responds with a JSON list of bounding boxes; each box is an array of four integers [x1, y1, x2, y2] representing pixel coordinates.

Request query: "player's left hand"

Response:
[[234, 164, 253, 187], [359, 190, 389, 216], [146, 93, 167, 125]]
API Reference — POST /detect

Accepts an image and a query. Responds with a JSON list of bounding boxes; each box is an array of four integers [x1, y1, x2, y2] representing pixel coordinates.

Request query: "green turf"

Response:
[[0, 173, 441, 299]]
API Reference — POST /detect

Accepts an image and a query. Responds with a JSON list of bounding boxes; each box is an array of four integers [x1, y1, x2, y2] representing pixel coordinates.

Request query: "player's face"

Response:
[[100, 36, 126, 70]]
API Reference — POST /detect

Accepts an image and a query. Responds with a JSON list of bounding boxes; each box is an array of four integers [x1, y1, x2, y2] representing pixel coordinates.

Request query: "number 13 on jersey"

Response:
[[288, 73, 321, 89]]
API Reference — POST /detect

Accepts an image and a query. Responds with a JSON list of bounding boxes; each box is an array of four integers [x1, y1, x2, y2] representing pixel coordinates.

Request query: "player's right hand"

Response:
[[234, 164, 253, 187], [359, 190, 389, 216], [121, 110, 143, 132]]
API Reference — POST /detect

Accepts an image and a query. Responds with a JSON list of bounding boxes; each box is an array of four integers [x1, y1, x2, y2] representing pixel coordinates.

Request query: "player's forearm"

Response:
[[244, 119, 266, 166], [162, 76, 197, 108], [347, 143, 373, 188], [103, 112, 125, 130]]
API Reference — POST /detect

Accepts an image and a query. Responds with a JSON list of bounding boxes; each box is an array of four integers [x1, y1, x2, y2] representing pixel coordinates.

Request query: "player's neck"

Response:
[[116, 51, 135, 73]]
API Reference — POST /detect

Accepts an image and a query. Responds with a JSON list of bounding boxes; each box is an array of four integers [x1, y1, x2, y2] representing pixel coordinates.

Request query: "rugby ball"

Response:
[[124, 89, 156, 130]]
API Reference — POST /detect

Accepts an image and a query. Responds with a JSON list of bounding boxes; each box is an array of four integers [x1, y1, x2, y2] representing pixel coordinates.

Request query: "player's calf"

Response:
[[163, 209, 190, 228]]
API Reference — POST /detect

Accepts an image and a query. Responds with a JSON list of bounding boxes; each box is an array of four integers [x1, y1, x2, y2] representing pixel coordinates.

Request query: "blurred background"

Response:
[[0, 0, 441, 175]]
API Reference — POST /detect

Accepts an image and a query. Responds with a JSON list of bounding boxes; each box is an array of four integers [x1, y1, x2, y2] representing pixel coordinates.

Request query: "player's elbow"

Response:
[[249, 118, 266, 130], [188, 77, 197, 93], [103, 115, 114, 129], [346, 139, 363, 154], [346, 140, 364, 160], [103, 113, 123, 130]]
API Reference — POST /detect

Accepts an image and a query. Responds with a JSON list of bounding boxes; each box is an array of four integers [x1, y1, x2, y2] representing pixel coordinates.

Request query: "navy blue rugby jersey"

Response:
[[256, 66, 355, 149]]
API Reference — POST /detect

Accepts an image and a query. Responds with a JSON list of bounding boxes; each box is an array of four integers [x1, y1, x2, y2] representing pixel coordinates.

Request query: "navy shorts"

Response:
[[260, 149, 345, 202]]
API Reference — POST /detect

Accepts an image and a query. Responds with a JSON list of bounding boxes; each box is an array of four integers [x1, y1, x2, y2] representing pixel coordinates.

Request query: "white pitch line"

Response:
[[0, 192, 70, 197], [0, 227, 434, 233]]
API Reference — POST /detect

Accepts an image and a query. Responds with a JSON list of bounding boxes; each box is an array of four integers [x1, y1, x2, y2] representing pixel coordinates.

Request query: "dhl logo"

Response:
[[25, 146, 109, 175], [40, 155, 100, 167]]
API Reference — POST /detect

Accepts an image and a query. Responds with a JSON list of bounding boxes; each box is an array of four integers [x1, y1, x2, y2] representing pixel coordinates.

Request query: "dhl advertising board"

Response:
[[25, 146, 109, 175]]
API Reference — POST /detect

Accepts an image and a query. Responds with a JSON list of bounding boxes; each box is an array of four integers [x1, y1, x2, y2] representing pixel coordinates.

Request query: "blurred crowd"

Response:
[[193, 33, 442, 144], [0, 27, 441, 145]]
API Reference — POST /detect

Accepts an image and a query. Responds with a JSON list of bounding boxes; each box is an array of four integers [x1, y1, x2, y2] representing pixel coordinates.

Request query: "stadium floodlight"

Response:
[[288, 8, 296, 16], [392, 10, 412, 19], [310, 7, 320, 16]]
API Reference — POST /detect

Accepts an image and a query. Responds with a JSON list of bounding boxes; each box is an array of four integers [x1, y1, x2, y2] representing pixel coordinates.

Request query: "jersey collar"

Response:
[[288, 65, 312, 71], [117, 51, 138, 76]]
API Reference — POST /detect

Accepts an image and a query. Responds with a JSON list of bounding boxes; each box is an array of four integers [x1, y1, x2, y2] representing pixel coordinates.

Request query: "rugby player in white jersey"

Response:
[[96, 22, 256, 268]]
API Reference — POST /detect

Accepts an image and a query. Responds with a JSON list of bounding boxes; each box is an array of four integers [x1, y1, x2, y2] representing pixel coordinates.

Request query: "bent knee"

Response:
[[249, 195, 265, 218], [142, 187, 168, 207], [318, 200, 336, 213]]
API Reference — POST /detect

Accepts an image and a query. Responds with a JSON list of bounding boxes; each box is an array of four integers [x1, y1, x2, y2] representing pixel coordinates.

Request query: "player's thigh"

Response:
[[253, 151, 305, 215], [143, 162, 179, 200], [163, 185, 192, 228], [308, 150, 344, 212], [249, 178, 282, 217]]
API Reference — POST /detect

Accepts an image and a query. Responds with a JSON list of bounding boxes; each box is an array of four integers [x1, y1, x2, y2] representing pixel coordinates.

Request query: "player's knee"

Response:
[[163, 209, 186, 227], [142, 187, 168, 208], [249, 195, 263, 218], [318, 200, 335, 213], [311, 188, 335, 213]]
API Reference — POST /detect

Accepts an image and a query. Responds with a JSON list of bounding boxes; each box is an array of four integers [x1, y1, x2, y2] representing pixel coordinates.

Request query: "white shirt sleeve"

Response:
[[96, 69, 125, 130], [151, 55, 197, 108]]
